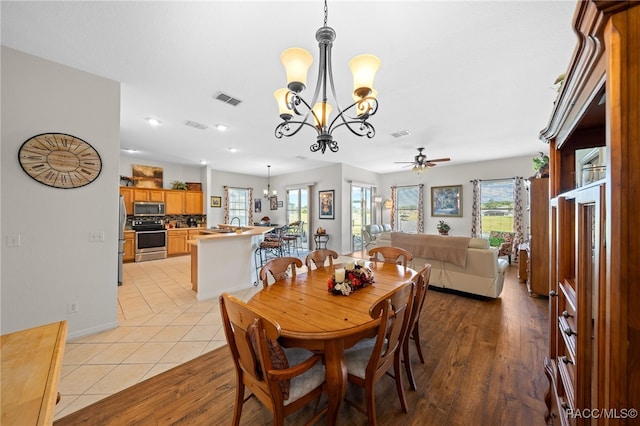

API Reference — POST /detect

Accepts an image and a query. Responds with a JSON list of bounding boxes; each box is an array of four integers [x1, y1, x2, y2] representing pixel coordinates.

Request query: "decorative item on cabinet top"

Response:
[[132, 164, 163, 189]]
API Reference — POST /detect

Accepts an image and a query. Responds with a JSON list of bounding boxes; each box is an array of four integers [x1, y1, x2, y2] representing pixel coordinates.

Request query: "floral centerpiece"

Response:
[[328, 260, 375, 296]]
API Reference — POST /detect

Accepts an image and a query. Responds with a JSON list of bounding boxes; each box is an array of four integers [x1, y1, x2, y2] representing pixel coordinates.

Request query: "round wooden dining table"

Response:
[[247, 260, 417, 425]]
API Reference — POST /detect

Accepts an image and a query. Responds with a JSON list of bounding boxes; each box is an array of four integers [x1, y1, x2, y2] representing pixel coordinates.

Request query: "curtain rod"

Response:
[[469, 177, 522, 183]]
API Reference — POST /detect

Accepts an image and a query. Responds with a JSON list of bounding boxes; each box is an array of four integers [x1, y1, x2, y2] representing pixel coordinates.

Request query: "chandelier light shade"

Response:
[[274, 0, 380, 154], [281, 48, 314, 93], [263, 165, 277, 199]]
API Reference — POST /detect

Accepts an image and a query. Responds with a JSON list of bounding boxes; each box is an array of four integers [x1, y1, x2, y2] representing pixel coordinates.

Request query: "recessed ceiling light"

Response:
[[200, 160, 207, 165], [146, 117, 161, 126], [215, 124, 228, 131], [121, 148, 138, 153], [228, 147, 237, 153]]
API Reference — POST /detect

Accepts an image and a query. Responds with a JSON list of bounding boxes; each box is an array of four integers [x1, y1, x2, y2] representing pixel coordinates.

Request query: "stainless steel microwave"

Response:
[[133, 202, 165, 217]]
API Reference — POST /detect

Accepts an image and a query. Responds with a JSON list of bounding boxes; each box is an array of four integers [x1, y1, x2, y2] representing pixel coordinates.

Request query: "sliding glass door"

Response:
[[351, 185, 372, 251], [286, 188, 309, 249]]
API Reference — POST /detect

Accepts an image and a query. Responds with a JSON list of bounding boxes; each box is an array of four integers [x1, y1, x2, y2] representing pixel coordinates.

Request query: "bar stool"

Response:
[[254, 227, 285, 284]]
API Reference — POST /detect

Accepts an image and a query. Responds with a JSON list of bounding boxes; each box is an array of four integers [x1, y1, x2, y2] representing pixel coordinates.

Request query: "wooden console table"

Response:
[[518, 243, 528, 283], [1, 320, 67, 425], [314, 233, 329, 249]]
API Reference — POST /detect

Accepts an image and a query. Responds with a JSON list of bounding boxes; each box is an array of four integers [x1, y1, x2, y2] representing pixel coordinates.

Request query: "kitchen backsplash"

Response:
[[125, 215, 206, 229]]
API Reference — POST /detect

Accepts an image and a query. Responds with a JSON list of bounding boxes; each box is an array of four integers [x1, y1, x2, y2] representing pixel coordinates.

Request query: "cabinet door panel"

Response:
[[165, 191, 186, 215], [185, 192, 203, 214]]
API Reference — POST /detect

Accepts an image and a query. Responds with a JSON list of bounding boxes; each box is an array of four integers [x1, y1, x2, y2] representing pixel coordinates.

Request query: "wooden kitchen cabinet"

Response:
[[123, 231, 135, 262], [120, 187, 203, 216], [133, 188, 164, 202], [187, 229, 201, 253], [119, 187, 134, 215], [185, 191, 203, 214], [167, 229, 188, 255], [165, 190, 186, 215]]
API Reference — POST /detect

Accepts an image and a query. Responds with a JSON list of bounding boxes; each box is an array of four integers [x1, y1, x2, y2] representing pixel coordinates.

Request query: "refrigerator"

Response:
[[118, 194, 127, 285]]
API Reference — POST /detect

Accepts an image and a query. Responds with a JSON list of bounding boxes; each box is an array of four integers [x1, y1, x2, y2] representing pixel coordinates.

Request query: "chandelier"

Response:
[[273, 0, 381, 154], [263, 165, 277, 199]]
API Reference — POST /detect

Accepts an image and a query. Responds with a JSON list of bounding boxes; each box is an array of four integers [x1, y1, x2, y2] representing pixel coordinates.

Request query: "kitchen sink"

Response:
[[203, 228, 234, 234]]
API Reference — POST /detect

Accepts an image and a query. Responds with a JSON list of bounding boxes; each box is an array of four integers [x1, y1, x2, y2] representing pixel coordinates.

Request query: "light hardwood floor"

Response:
[[55, 256, 550, 425]]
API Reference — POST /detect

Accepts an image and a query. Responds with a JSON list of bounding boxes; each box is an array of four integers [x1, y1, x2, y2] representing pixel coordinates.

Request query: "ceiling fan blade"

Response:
[[394, 161, 415, 164], [426, 162, 438, 167], [426, 158, 450, 163]]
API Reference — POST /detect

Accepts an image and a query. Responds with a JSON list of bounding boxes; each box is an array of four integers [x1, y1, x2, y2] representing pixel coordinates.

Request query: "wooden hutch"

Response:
[[539, 1, 639, 424]]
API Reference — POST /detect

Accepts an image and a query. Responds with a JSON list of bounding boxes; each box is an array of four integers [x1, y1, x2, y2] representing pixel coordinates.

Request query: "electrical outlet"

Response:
[[89, 231, 105, 242], [7, 234, 21, 247], [67, 302, 79, 314]]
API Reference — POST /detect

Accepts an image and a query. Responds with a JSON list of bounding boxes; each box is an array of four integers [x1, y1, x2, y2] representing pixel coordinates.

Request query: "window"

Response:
[[351, 186, 372, 251], [395, 186, 419, 233], [480, 179, 514, 236], [286, 188, 309, 249], [228, 187, 249, 226]]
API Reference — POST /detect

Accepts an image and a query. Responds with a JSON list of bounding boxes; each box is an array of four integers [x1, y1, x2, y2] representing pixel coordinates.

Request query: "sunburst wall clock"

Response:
[[18, 132, 102, 189]]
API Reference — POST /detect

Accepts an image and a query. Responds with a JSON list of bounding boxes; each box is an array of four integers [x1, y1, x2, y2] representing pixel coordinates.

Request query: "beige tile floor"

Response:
[[53, 255, 263, 420], [54, 251, 358, 420]]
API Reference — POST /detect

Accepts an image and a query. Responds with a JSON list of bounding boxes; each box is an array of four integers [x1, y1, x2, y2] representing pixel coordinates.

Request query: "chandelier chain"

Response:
[[323, 0, 328, 27]]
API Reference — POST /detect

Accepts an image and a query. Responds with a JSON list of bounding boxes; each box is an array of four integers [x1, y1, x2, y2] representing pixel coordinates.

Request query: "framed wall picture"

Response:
[[431, 185, 462, 217], [270, 196, 278, 211], [132, 164, 163, 189], [319, 190, 335, 219], [210, 196, 222, 208], [277, 200, 284, 208], [254, 199, 262, 213]]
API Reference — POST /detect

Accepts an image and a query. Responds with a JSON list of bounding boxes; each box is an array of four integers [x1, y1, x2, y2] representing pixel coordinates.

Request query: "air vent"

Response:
[[390, 130, 411, 138], [184, 120, 209, 130], [214, 92, 242, 107]]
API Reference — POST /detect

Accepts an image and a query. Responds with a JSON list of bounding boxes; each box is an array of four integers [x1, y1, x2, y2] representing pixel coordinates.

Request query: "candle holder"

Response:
[[327, 262, 374, 296]]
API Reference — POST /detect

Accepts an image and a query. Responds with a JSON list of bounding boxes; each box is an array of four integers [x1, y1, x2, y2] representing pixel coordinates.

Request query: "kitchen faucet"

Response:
[[230, 217, 241, 227]]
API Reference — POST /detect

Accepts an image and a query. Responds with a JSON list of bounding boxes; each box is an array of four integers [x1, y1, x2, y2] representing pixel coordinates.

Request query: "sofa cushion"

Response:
[[469, 238, 489, 249]]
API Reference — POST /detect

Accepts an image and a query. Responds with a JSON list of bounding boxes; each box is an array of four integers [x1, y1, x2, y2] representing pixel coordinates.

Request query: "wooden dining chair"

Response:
[[368, 246, 413, 268], [304, 249, 339, 269], [219, 293, 327, 426], [344, 282, 415, 425], [259, 257, 303, 289], [403, 263, 432, 390]]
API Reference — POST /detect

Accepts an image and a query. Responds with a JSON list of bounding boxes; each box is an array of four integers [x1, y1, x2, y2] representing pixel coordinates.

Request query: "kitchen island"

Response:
[[188, 225, 273, 301]]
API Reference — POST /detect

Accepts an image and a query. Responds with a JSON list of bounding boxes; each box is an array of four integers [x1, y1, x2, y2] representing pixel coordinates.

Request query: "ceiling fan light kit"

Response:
[[395, 147, 450, 174], [273, 0, 380, 154]]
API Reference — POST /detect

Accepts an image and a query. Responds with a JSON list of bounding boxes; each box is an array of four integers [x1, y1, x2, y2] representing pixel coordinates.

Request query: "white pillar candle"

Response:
[[335, 268, 345, 282], [345, 262, 355, 271], [356, 260, 365, 267]]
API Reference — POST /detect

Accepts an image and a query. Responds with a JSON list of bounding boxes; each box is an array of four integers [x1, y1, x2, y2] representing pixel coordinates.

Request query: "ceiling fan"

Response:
[[394, 147, 450, 172]]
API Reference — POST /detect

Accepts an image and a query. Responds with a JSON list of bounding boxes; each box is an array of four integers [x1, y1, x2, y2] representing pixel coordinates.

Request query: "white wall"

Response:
[[119, 154, 202, 189], [379, 155, 535, 236], [1, 47, 121, 338]]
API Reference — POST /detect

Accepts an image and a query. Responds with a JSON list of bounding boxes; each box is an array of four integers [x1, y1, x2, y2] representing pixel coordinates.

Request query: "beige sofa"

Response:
[[377, 232, 508, 298]]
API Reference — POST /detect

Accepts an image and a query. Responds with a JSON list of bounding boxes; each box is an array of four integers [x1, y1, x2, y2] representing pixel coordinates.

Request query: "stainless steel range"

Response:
[[132, 219, 167, 262]]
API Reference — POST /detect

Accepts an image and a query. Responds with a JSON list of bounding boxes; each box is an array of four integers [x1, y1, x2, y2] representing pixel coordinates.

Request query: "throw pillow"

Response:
[[247, 319, 290, 400]]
